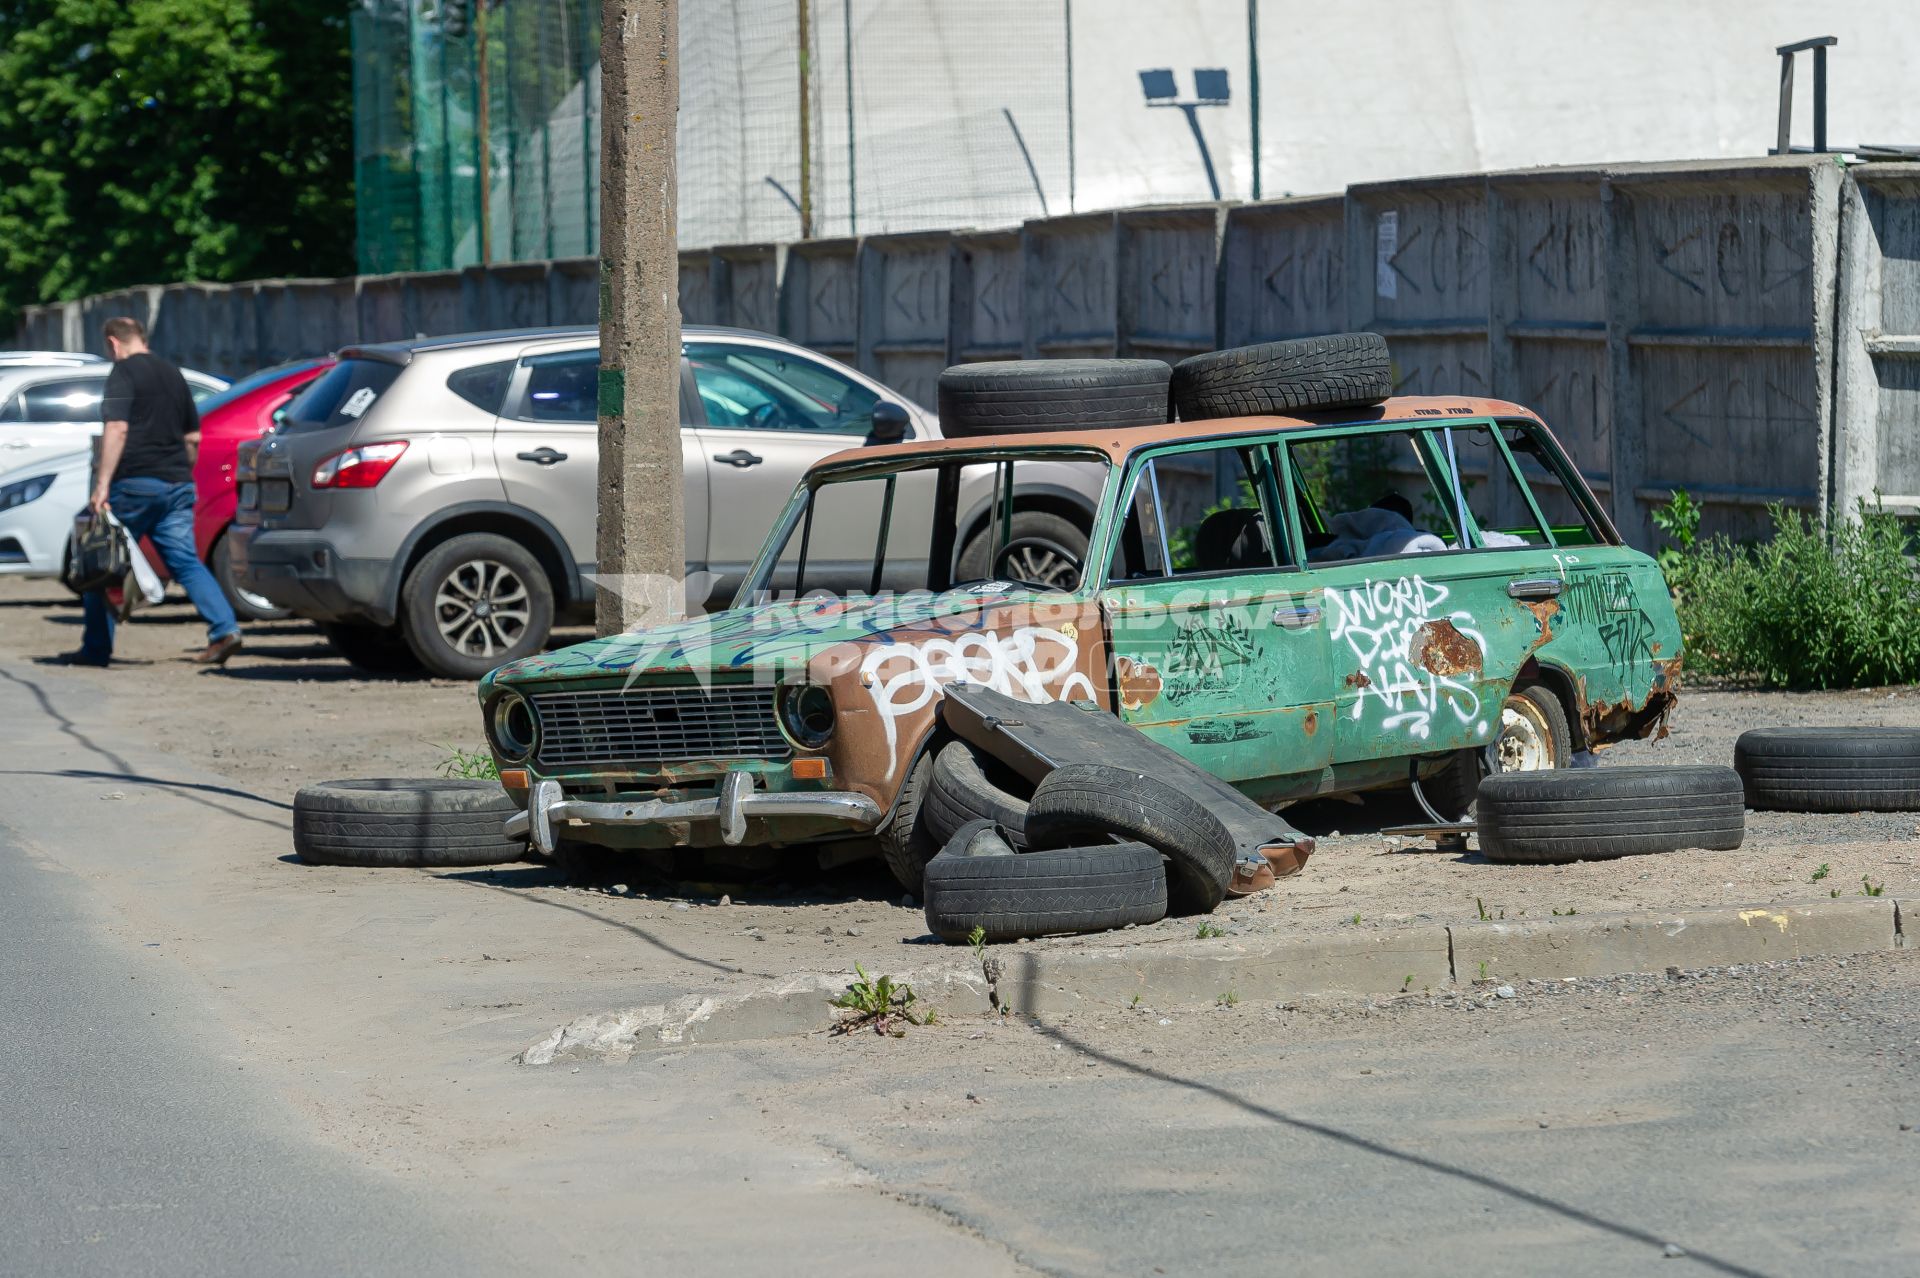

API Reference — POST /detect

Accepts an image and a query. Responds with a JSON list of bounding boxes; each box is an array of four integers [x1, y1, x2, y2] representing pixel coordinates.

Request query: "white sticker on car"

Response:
[[339, 386, 378, 419]]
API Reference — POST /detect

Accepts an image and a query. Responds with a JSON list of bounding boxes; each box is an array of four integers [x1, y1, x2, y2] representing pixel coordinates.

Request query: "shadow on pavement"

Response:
[[0, 667, 292, 831], [1021, 1009, 1768, 1278]]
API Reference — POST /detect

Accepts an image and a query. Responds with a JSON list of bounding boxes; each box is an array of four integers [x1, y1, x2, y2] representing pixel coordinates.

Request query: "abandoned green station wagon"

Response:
[[483, 394, 1681, 889]]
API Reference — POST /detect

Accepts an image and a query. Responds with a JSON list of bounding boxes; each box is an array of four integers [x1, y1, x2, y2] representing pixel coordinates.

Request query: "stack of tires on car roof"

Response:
[[917, 334, 1394, 943]]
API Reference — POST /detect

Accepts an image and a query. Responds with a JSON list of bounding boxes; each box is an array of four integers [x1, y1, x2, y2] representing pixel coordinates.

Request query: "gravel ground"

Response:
[[5, 573, 1916, 962]]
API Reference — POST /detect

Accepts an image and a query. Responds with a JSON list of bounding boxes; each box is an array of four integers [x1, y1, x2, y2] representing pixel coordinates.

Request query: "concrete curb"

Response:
[[519, 898, 1911, 1060], [519, 966, 990, 1064]]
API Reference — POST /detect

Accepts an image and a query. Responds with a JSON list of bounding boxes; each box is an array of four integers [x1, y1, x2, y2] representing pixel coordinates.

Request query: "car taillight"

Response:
[[312, 441, 408, 489]]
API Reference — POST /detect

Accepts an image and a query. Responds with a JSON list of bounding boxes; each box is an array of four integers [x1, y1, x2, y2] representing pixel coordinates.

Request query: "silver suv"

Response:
[[232, 325, 1099, 678]]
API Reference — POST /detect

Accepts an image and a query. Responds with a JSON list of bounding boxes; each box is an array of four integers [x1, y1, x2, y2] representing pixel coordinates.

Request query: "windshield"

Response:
[[194, 358, 328, 417], [736, 451, 1113, 607]]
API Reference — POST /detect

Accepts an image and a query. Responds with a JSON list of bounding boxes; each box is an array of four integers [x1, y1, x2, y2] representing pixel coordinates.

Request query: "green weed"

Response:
[[1476, 897, 1491, 921], [1195, 921, 1226, 939], [1657, 491, 1920, 689], [830, 964, 923, 1036], [1551, 907, 1579, 917], [1216, 990, 1239, 1008], [968, 924, 986, 962], [436, 744, 499, 781], [1348, 913, 1362, 926], [1402, 975, 1414, 991], [1862, 876, 1885, 897], [1477, 960, 1489, 981], [1810, 863, 1831, 883]]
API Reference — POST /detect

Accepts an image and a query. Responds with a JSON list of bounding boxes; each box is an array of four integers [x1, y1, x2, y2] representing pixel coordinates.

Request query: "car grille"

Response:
[[531, 684, 790, 767]]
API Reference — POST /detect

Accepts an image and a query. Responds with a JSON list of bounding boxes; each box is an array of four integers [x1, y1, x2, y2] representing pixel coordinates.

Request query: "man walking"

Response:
[[62, 317, 241, 666]]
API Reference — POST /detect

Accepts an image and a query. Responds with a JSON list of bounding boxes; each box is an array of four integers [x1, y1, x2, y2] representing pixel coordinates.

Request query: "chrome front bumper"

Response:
[[503, 772, 884, 854]]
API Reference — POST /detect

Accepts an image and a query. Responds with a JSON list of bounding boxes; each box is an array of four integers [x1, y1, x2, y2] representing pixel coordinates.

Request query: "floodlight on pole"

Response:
[[1139, 68, 1229, 201]]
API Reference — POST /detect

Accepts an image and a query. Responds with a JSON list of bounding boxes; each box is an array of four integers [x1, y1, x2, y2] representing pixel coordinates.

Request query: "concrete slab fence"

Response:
[[15, 155, 1919, 548]]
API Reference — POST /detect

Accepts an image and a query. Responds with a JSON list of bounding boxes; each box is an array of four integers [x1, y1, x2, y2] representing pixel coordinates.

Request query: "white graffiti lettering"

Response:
[[1325, 574, 1485, 741], [860, 626, 1097, 769]]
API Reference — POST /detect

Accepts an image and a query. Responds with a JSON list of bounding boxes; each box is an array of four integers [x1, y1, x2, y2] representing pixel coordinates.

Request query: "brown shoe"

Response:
[[192, 633, 243, 666]]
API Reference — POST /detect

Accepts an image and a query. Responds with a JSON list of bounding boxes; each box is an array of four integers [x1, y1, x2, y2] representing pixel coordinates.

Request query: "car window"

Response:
[[687, 342, 879, 435], [279, 358, 404, 433], [16, 376, 108, 423], [515, 350, 597, 422], [450, 359, 516, 414], [1498, 420, 1607, 546], [1110, 444, 1283, 581], [1284, 422, 1549, 564]]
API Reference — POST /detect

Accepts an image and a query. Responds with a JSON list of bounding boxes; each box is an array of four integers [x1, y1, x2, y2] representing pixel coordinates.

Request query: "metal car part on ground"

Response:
[[480, 334, 1682, 891], [942, 680, 1311, 907], [1474, 766, 1745, 865], [292, 778, 528, 867], [1733, 727, 1920, 812]]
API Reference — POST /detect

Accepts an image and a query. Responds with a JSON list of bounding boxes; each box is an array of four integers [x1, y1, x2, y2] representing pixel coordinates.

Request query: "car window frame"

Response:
[[501, 346, 600, 425], [685, 340, 889, 439], [17, 374, 110, 424], [1098, 435, 1294, 590], [1274, 416, 1567, 569]]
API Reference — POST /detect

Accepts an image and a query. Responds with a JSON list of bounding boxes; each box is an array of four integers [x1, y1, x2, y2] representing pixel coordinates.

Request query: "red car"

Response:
[[193, 357, 335, 620]]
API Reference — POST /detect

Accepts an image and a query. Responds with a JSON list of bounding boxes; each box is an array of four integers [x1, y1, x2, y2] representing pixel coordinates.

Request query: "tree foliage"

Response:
[[0, 0, 353, 334]]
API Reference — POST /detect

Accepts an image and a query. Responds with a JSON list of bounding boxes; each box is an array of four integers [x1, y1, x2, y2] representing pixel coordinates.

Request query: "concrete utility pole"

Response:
[[597, 0, 683, 636]]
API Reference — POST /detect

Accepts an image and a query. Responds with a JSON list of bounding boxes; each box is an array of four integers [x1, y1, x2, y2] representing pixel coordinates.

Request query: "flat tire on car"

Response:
[[320, 620, 422, 675], [1171, 333, 1392, 420], [1024, 763, 1236, 913], [1476, 765, 1745, 865], [878, 749, 942, 893], [292, 778, 526, 867], [923, 741, 1033, 848], [212, 532, 292, 622], [922, 830, 1167, 943], [400, 532, 554, 680], [936, 359, 1171, 437], [1734, 727, 1920, 812]]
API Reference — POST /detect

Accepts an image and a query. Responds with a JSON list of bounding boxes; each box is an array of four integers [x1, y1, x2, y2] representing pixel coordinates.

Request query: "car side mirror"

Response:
[[869, 401, 910, 443]]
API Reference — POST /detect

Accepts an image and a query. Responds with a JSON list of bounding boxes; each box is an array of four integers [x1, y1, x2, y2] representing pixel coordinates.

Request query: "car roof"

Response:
[[0, 351, 104, 367], [814, 396, 1548, 471], [339, 323, 774, 365]]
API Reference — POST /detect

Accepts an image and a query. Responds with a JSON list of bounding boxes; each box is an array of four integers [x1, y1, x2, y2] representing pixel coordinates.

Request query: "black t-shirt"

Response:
[[102, 353, 198, 484]]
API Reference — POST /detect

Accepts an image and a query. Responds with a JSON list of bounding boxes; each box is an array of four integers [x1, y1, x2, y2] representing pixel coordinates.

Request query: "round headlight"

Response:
[[489, 690, 538, 761], [779, 683, 835, 750]]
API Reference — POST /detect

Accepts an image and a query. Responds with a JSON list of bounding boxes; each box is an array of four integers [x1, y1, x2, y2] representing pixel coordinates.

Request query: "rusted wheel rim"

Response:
[[1493, 695, 1555, 773]]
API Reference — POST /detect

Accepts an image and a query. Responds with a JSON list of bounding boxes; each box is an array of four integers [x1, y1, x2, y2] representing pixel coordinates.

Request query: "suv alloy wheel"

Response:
[[401, 532, 554, 679]]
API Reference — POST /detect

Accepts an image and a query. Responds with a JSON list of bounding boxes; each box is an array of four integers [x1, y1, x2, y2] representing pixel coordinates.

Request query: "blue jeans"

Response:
[[82, 478, 239, 662]]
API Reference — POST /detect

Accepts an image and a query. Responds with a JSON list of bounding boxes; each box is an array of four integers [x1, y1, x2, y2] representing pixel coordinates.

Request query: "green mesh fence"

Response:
[[353, 1, 1076, 275], [353, 0, 600, 275]]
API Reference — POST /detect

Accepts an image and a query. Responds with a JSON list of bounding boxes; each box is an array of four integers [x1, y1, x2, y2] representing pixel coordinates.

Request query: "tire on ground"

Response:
[[400, 532, 555, 680], [1024, 763, 1236, 913], [1423, 685, 1573, 820], [212, 533, 292, 623], [293, 778, 526, 867], [954, 510, 1088, 592], [1734, 727, 1920, 812], [320, 621, 422, 675], [1476, 765, 1744, 865], [922, 838, 1167, 942], [923, 741, 1034, 848], [937, 359, 1171, 437], [1171, 333, 1392, 420], [878, 748, 942, 893]]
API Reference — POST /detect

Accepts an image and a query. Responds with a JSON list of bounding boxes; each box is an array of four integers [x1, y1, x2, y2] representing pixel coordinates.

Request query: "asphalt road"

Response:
[[0, 834, 503, 1278]]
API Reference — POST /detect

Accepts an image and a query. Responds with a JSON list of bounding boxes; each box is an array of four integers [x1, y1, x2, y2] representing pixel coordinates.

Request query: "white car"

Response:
[[0, 360, 228, 454], [0, 443, 89, 575], [0, 360, 228, 576]]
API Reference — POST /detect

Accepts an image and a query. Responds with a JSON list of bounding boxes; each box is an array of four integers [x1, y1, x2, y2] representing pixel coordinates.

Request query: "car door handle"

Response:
[[516, 448, 568, 466], [714, 449, 763, 468], [1508, 577, 1564, 600], [1271, 604, 1322, 629]]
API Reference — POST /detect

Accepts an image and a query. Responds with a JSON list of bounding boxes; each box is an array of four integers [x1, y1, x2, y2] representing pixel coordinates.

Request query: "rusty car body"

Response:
[[481, 395, 1680, 864]]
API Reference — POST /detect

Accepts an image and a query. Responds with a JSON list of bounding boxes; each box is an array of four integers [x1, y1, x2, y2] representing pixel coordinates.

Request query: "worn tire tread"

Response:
[[1171, 334, 1392, 420], [922, 841, 1167, 942], [1476, 765, 1745, 865], [1735, 727, 1920, 811], [937, 360, 1171, 437], [1024, 764, 1236, 912], [293, 779, 524, 867]]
